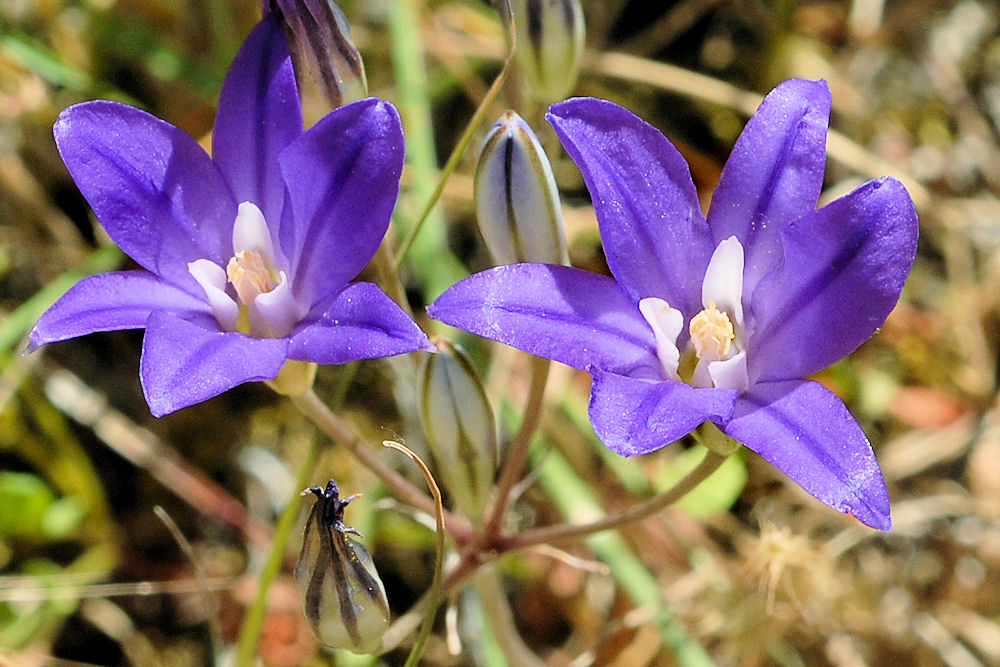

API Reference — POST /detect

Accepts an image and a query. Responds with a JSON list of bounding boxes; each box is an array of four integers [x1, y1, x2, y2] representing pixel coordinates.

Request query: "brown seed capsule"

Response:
[[295, 480, 389, 654]]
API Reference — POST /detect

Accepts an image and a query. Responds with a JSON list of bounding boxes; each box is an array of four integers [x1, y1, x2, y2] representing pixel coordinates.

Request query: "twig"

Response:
[[497, 451, 727, 552]]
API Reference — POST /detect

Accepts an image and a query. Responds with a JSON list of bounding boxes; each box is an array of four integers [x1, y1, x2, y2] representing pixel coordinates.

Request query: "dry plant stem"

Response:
[[41, 369, 271, 547], [154, 505, 222, 664], [497, 451, 728, 553], [291, 389, 476, 544], [485, 356, 550, 540]]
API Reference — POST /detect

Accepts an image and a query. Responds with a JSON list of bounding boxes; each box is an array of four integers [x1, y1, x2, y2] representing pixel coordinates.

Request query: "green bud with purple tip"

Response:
[[295, 480, 389, 654], [418, 339, 498, 521], [508, 0, 585, 103], [474, 110, 568, 266]]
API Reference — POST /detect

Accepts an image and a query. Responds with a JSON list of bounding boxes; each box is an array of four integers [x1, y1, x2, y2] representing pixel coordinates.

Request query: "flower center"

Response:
[[188, 201, 305, 339], [637, 236, 749, 393], [689, 301, 734, 362], [227, 249, 277, 305]]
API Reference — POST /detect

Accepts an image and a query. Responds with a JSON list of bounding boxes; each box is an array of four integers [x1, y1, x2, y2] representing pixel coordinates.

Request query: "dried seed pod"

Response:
[[508, 0, 585, 103], [264, 0, 368, 107], [295, 480, 389, 653], [475, 110, 568, 266], [418, 339, 498, 521]]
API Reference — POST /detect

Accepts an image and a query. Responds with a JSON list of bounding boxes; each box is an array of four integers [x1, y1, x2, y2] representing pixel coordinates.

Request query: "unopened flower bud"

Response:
[[507, 0, 585, 103], [475, 111, 568, 265], [263, 0, 368, 107], [296, 480, 389, 654], [418, 340, 498, 520]]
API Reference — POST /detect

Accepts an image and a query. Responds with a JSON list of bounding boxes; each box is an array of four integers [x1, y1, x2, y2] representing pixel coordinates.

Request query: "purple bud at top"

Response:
[[265, 0, 368, 107]]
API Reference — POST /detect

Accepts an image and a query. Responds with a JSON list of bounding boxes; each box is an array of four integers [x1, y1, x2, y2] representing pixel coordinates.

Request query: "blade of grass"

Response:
[[0, 245, 123, 353], [386, 0, 466, 299]]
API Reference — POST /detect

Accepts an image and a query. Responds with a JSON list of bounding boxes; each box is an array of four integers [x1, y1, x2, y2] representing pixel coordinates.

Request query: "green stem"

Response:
[[379, 547, 483, 653], [383, 441, 445, 667], [386, 0, 465, 299], [484, 356, 549, 540], [234, 432, 320, 667], [393, 57, 513, 268], [235, 365, 358, 665], [528, 446, 717, 666]]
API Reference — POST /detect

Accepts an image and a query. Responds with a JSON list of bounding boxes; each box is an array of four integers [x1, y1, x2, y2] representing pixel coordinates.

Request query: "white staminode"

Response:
[[189, 201, 303, 339], [638, 297, 683, 380], [639, 236, 750, 392]]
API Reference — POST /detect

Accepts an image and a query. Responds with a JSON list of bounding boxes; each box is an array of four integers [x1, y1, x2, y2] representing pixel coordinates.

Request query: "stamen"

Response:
[[689, 301, 735, 361], [227, 249, 277, 305]]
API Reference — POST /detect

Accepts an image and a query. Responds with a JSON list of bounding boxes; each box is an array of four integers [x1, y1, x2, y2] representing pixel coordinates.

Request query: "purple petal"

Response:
[[213, 16, 302, 229], [547, 98, 713, 316], [288, 282, 433, 364], [140, 311, 288, 416], [707, 80, 832, 290], [29, 271, 210, 350], [748, 178, 918, 383], [54, 101, 235, 287], [725, 380, 890, 530], [428, 263, 660, 376], [589, 368, 737, 457], [279, 98, 403, 307]]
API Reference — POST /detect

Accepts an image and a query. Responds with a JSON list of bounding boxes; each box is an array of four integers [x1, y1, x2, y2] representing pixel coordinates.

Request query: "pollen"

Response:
[[689, 301, 735, 361], [226, 250, 277, 305]]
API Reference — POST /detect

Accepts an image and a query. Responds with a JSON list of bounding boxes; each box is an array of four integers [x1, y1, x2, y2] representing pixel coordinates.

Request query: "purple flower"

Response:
[[30, 16, 432, 416], [429, 80, 918, 530]]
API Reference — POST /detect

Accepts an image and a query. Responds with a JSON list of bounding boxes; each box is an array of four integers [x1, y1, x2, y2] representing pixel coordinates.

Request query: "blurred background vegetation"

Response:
[[2, 0, 1000, 664]]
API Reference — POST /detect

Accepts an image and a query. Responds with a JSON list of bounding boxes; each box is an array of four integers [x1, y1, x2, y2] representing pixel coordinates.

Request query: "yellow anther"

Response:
[[226, 250, 276, 305], [689, 301, 735, 361]]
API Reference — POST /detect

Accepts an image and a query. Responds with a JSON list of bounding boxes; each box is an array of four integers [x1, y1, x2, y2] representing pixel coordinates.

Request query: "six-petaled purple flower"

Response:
[[29, 17, 433, 416], [429, 80, 918, 530]]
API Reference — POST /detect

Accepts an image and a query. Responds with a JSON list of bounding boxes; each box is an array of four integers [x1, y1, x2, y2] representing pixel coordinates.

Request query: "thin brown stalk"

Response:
[[496, 451, 727, 553], [484, 356, 550, 540]]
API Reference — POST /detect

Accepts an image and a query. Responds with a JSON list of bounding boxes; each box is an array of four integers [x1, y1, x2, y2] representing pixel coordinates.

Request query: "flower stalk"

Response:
[[484, 355, 550, 540], [392, 26, 516, 269], [496, 449, 728, 553]]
